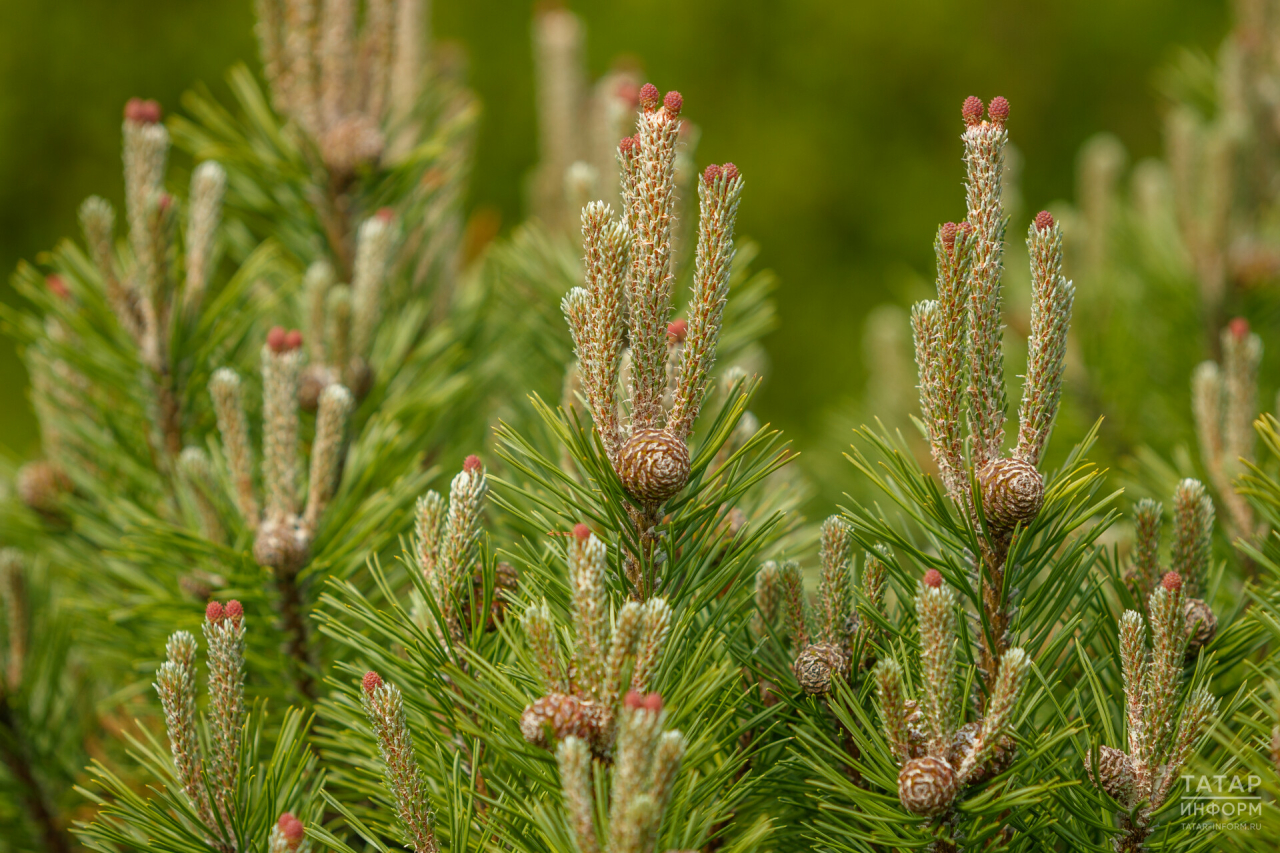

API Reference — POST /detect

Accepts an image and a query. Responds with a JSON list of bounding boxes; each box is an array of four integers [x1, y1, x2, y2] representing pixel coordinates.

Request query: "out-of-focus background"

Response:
[[0, 0, 1232, 489]]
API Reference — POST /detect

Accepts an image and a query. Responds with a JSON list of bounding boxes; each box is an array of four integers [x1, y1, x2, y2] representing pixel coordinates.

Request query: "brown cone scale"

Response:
[[897, 755, 959, 816], [977, 456, 1045, 530], [793, 642, 850, 695], [618, 428, 691, 502]]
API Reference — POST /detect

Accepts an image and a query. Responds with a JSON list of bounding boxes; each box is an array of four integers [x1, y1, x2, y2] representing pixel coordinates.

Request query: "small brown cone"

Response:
[[793, 642, 850, 696], [897, 756, 959, 816], [519, 693, 604, 750], [977, 456, 1045, 530], [1183, 598, 1218, 654], [1088, 745, 1136, 806], [618, 428, 691, 502]]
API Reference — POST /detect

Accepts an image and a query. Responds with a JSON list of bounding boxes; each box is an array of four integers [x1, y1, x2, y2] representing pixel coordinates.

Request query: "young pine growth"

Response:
[[1089, 572, 1218, 848], [912, 96, 1075, 689], [1192, 317, 1263, 543], [520, 524, 672, 757], [361, 671, 440, 853], [209, 327, 354, 696], [1125, 480, 1219, 656], [874, 571, 1031, 820], [562, 84, 744, 595], [555, 690, 686, 853]]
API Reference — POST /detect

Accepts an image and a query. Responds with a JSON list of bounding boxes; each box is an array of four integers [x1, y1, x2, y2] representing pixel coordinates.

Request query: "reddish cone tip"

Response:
[[721, 162, 740, 182], [939, 222, 959, 247], [463, 454, 483, 474], [225, 600, 244, 622], [284, 329, 303, 351], [703, 163, 722, 183], [625, 689, 644, 709], [642, 692, 663, 713], [618, 136, 637, 156], [663, 90, 683, 117], [667, 318, 688, 343], [988, 96, 1010, 124], [124, 97, 162, 124], [277, 813, 305, 842], [957, 221, 974, 238], [1162, 571, 1183, 592], [46, 274, 70, 299], [573, 522, 591, 541], [639, 83, 660, 111], [375, 207, 395, 223], [206, 601, 225, 622], [362, 671, 383, 695], [616, 79, 640, 107], [962, 96, 984, 126], [923, 569, 943, 588], [1229, 316, 1250, 339], [1034, 210, 1054, 231], [267, 326, 288, 353]]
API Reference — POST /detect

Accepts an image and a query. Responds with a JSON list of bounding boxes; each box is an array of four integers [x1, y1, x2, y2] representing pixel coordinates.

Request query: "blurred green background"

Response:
[[0, 0, 1229, 464]]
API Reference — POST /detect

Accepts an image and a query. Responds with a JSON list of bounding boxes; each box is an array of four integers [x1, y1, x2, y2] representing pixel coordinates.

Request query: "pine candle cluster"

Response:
[[209, 327, 355, 694], [361, 670, 440, 853], [520, 523, 672, 757], [752, 517, 886, 697], [1192, 317, 1264, 543], [912, 96, 1074, 690], [562, 82, 744, 596], [875, 570, 1031, 819], [1126, 479, 1219, 655], [1089, 572, 1218, 849]]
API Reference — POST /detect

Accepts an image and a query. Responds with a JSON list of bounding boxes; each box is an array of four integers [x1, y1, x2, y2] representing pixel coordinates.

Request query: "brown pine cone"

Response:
[[897, 756, 959, 816], [298, 364, 338, 411], [16, 460, 72, 515], [618, 428, 690, 502], [977, 456, 1045, 530], [520, 693, 604, 750], [1087, 745, 1136, 806], [793, 642, 850, 696], [1183, 598, 1218, 654], [252, 514, 310, 575]]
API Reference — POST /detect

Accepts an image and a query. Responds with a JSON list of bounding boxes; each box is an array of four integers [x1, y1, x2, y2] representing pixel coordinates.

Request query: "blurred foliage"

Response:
[[0, 0, 1231, 505]]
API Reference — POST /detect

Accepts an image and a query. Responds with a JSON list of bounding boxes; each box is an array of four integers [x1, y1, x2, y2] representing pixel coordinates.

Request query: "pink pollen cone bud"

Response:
[[988, 96, 1010, 124], [1034, 210, 1054, 231], [463, 454, 483, 474], [375, 207, 395, 223], [124, 97, 162, 124], [703, 164, 722, 183], [1229, 317, 1250, 339], [573, 523, 591, 541], [284, 329, 303, 351], [619, 136, 637, 156], [721, 162, 739, 182], [277, 812, 305, 843], [667, 318, 688, 343], [962, 96, 983, 126], [663, 90, 683, 117], [206, 601, 225, 623], [1162, 571, 1182, 592], [638, 83, 660, 111], [225, 600, 244, 622], [940, 222, 959, 248], [642, 692, 663, 713], [616, 79, 639, 107], [267, 326, 288, 353], [45, 274, 70, 299], [625, 689, 644, 709], [362, 671, 383, 695], [923, 569, 943, 588]]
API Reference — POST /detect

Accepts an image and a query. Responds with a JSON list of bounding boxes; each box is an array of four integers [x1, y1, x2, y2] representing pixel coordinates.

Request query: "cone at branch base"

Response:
[[977, 456, 1045, 530], [1183, 598, 1218, 654], [1088, 744, 1136, 806], [618, 428, 690, 502], [520, 693, 604, 750], [897, 755, 959, 816], [793, 642, 850, 695]]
